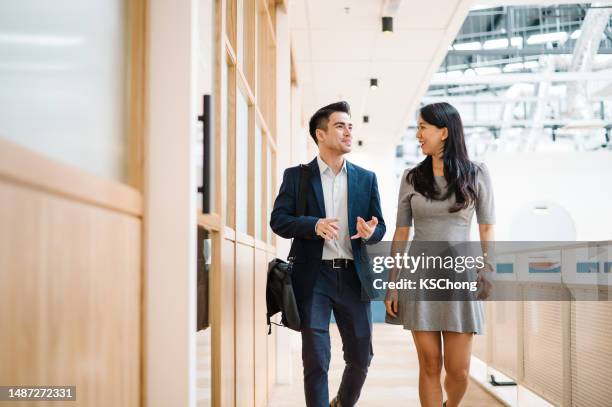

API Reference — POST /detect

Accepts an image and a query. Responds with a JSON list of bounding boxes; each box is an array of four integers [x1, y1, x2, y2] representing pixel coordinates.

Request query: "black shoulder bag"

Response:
[[266, 164, 311, 334]]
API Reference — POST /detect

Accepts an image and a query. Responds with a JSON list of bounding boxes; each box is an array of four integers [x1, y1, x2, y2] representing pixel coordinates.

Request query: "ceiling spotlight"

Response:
[[363, 115, 369, 123], [382, 16, 393, 34], [370, 78, 378, 90]]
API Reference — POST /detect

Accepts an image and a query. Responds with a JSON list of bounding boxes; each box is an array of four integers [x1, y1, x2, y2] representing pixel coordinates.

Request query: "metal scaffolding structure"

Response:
[[400, 3, 612, 163]]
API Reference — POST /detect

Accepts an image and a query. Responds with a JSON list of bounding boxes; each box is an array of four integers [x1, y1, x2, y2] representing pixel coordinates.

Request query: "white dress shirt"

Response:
[[317, 155, 353, 260]]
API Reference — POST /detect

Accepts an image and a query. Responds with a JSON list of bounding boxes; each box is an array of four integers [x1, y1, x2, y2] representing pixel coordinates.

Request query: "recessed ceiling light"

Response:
[[453, 41, 482, 51], [483, 38, 508, 49], [527, 32, 568, 45], [363, 115, 369, 123], [370, 78, 378, 90], [382, 17, 393, 34], [533, 206, 549, 214]]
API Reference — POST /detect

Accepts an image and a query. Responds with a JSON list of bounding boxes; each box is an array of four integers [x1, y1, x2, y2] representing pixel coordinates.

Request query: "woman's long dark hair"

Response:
[[407, 102, 478, 213]]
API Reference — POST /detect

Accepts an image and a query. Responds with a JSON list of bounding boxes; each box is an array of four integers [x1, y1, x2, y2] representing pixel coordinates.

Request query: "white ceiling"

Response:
[[289, 0, 473, 150]]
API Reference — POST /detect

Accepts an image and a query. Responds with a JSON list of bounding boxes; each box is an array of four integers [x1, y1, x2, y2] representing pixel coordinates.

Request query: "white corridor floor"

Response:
[[268, 323, 503, 407]]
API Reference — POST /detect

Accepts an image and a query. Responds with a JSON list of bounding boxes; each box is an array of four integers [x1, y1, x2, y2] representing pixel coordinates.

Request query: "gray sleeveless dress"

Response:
[[386, 163, 495, 334]]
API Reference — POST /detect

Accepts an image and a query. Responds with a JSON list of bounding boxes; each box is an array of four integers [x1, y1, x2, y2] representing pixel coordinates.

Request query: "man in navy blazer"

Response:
[[270, 101, 385, 407]]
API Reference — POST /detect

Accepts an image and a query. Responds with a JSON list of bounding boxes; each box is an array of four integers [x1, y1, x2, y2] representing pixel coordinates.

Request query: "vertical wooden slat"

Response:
[[127, 0, 147, 190], [226, 0, 237, 51], [235, 243, 255, 406], [254, 248, 269, 406], [227, 63, 237, 230], [220, 238, 236, 407], [244, 0, 257, 95]]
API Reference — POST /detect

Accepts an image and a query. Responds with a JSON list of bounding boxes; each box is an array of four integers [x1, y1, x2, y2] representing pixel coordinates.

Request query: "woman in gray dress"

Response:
[[385, 102, 495, 407]]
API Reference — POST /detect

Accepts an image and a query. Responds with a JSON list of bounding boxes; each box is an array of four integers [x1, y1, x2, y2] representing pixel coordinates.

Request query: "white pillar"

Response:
[[145, 0, 198, 405]]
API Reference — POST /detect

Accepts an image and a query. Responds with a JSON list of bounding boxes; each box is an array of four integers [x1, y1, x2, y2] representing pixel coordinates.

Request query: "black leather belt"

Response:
[[322, 259, 354, 269]]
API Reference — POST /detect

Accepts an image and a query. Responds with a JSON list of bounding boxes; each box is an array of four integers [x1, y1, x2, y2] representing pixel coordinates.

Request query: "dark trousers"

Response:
[[298, 262, 373, 407]]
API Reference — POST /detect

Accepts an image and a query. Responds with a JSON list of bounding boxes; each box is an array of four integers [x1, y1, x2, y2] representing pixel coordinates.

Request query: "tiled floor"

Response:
[[269, 323, 503, 407], [196, 328, 211, 406]]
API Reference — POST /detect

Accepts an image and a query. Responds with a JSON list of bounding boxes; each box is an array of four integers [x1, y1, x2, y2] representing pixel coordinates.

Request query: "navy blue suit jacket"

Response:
[[269, 157, 386, 301]]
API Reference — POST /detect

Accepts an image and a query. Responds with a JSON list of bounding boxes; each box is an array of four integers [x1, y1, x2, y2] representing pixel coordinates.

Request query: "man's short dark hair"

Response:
[[308, 101, 351, 144]]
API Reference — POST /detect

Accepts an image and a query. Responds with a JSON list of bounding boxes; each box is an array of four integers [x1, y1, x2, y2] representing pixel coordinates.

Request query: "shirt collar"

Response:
[[317, 155, 347, 176]]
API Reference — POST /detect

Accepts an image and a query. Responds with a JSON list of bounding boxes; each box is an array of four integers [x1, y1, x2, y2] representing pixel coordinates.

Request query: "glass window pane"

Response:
[[254, 125, 262, 240], [237, 0, 244, 68], [267, 143, 273, 244], [235, 89, 248, 233], [0, 0, 129, 182], [197, 0, 216, 214], [225, 64, 233, 226]]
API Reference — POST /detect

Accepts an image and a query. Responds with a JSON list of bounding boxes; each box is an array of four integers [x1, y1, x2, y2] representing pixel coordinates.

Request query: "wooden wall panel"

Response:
[[221, 238, 236, 406], [235, 243, 255, 406], [266, 251, 277, 396], [88, 207, 141, 406], [0, 180, 141, 407], [254, 248, 268, 406], [571, 299, 612, 407], [473, 302, 491, 364], [0, 182, 46, 407], [490, 301, 518, 379], [45, 192, 95, 403], [523, 300, 563, 406]]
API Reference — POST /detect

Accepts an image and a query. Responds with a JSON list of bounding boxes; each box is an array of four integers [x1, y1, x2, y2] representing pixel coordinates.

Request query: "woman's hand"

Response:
[[385, 289, 399, 317], [476, 263, 493, 300]]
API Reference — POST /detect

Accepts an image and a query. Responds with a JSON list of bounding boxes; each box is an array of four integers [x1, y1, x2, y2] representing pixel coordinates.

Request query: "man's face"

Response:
[[316, 112, 353, 154]]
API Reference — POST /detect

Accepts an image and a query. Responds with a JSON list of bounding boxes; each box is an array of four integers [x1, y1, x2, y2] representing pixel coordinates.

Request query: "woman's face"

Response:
[[416, 115, 447, 157]]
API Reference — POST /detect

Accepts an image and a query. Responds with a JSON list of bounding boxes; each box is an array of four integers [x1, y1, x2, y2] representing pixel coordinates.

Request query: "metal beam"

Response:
[[473, 0, 593, 6], [430, 70, 612, 85], [421, 96, 560, 103], [447, 48, 612, 56], [407, 120, 611, 128]]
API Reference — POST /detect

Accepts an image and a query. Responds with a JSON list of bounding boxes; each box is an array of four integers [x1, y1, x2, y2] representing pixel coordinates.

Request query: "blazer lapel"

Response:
[[308, 158, 326, 217]]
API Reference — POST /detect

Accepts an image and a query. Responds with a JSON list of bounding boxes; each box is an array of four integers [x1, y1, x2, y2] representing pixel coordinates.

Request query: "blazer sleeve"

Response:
[[269, 168, 320, 240], [365, 172, 386, 245]]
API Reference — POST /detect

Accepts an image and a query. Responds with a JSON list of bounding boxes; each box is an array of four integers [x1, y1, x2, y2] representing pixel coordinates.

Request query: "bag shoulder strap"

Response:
[[288, 164, 312, 261], [296, 164, 311, 216]]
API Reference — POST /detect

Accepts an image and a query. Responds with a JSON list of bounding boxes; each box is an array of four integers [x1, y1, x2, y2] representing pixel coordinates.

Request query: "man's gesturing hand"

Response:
[[315, 218, 340, 240], [350, 216, 378, 240]]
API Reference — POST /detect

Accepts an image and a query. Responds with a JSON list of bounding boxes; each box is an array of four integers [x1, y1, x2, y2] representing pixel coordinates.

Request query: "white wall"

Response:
[[483, 151, 612, 241], [146, 0, 198, 405], [349, 139, 398, 241]]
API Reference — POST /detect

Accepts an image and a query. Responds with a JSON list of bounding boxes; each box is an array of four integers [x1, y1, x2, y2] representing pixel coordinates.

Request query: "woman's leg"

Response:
[[441, 331, 474, 407], [412, 331, 443, 407]]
